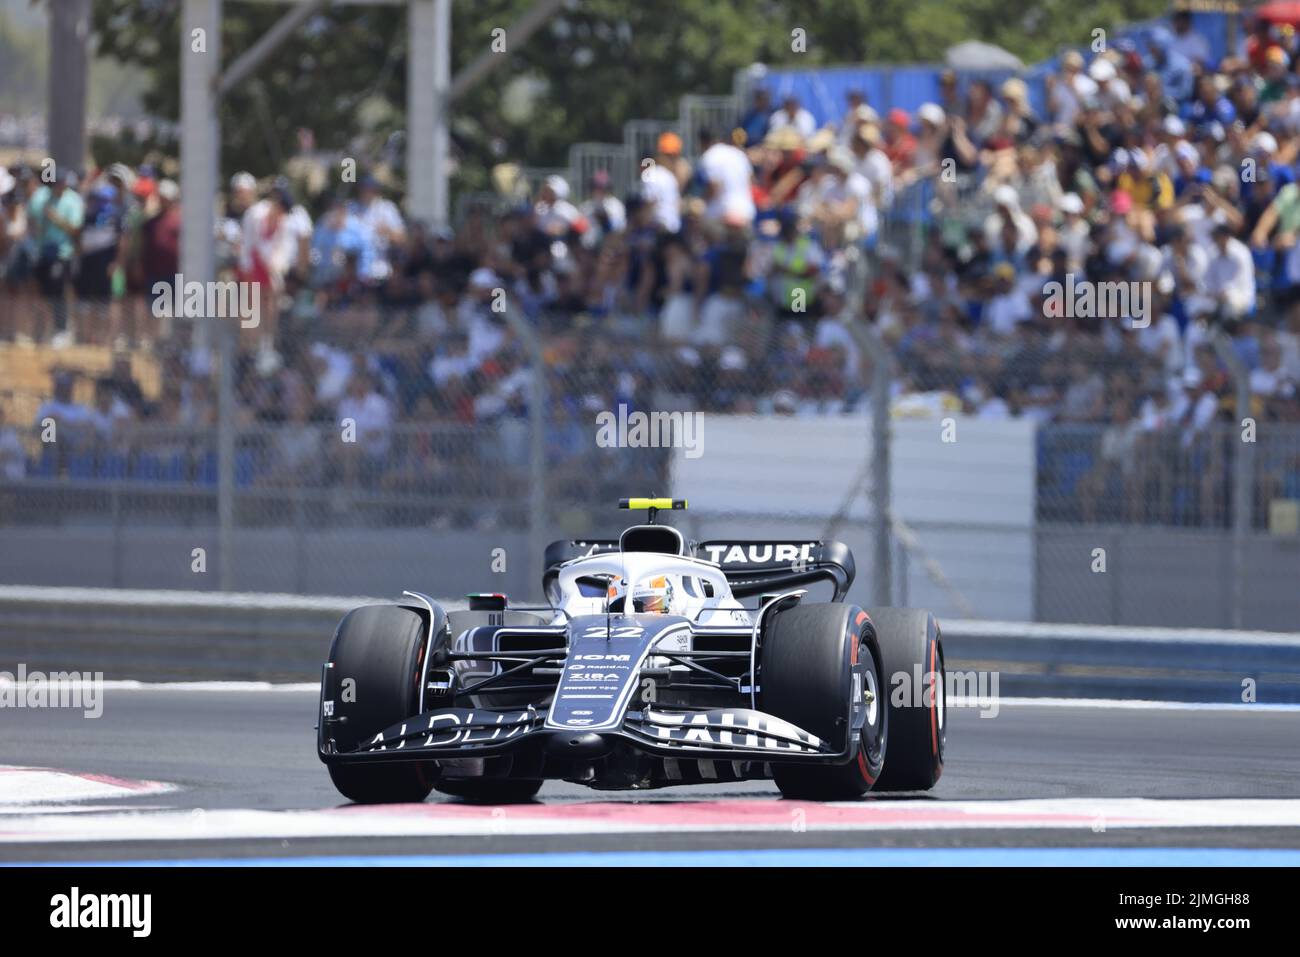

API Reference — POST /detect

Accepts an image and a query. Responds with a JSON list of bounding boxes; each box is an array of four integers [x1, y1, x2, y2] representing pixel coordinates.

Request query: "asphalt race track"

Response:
[[2, 686, 1299, 865]]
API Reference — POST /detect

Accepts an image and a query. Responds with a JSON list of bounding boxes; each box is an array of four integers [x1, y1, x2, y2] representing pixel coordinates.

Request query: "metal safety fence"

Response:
[[2, 279, 1298, 629]]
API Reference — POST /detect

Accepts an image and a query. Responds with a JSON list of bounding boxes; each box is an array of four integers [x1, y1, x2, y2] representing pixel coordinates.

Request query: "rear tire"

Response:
[[761, 603, 886, 800], [324, 604, 440, 804], [868, 607, 945, 791]]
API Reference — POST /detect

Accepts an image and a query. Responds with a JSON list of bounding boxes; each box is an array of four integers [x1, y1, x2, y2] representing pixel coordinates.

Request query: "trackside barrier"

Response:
[[0, 587, 1297, 700], [940, 620, 1300, 704]]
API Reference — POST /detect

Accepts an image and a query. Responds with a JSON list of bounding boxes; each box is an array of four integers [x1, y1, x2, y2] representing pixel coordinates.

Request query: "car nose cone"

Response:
[[547, 731, 610, 759]]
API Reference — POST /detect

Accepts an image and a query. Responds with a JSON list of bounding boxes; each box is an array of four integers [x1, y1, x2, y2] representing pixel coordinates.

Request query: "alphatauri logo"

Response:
[[702, 543, 813, 565], [50, 887, 151, 937]]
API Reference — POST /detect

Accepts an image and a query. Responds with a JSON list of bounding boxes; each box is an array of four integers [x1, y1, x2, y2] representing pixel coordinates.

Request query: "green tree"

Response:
[[91, 0, 1169, 195]]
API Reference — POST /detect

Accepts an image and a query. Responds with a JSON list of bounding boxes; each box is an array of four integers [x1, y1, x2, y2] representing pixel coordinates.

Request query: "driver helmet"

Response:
[[607, 575, 676, 614]]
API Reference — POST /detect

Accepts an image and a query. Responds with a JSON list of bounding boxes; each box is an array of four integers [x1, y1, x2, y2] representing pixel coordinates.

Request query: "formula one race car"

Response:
[[317, 498, 945, 803]]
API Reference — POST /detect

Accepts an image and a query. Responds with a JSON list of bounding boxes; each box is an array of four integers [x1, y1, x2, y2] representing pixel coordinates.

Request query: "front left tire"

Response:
[[761, 602, 887, 800], [324, 604, 440, 804]]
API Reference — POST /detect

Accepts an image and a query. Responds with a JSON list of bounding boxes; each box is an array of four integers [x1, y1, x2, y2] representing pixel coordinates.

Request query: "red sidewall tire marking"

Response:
[[928, 634, 939, 758]]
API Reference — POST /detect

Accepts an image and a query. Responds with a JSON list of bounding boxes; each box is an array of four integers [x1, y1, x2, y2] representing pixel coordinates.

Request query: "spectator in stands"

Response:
[[336, 369, 394, 488], [217, 171, 257, 277], [984, 185, 1037, 255], [28, 168, 84, 346], [642, 133, 683, 234], [0, 403, 24, 481], [849, 123, 893, 224], [348, 175, 403, 281], [801, 148, 868, 248], [696, 127, 755, 227], [1149, 25, 1196, 103], [239, 180, 310, 355], [739, 87, 773, 147], [882, 108, 918, 177], [12, 5, 1300, 522], [138, 179, 182, 332], [695, 208, 753, 346], [768, 94, 816, 140], [89, 376, 133, 443], [999, 78, 1040, 142], [1251, 333, 1298, 411], [1046, 50, 1094, 128], [766, 209, 822, 323], [1204, 222, 1256, 321], [311, 192, 376, 288], [33, 370, 91, 446], [965, 79, 1004, 145], [837, 89, 877, 148], [579, 169, 626, 245], [937, 69, 962, 118], [0, 165, 31, 341], [1169, 10, 1211, 67], [1242, 16, 1282, 74]]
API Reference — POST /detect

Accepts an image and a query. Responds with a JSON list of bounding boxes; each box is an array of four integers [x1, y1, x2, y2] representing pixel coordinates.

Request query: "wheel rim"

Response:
[[860, 641, 884, 769]]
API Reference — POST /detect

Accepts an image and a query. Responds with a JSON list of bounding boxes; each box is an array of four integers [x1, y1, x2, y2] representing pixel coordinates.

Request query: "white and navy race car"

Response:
[[317, 498, 945, 803]]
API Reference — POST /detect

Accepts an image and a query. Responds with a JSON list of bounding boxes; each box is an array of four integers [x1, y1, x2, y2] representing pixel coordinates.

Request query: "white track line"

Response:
[[1, 798, 1299, 844], [949, 696, 1300, 712], [0, 766, 177, 807]]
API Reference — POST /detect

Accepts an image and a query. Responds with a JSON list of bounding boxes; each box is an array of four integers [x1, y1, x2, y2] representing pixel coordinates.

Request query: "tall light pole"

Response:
[[47, 0, 91, 174], [406, 0, 451, 226]]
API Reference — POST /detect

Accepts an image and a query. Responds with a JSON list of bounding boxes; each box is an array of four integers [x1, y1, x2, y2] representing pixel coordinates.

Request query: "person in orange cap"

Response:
[[655, 130, 692, 190], [642, 132, 684, 232]]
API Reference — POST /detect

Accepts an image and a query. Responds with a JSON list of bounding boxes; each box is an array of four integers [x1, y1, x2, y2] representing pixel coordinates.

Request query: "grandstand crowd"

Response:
[[1, 9, 1299, 519]]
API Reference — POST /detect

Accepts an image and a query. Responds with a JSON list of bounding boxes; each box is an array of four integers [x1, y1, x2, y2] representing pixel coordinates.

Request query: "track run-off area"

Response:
[[1, 684, 1298, 864]]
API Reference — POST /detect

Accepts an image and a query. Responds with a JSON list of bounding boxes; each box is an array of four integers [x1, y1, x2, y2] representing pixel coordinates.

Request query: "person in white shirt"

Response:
[[1169, 10, 1211, 66], [462, 268, 509, 365], [1203, 224, 1256, 319], [984, 263, 1033, 336], [837, 96, 877, 147], [1056, 193, 1090, 271], [534, 175, 584, 236], [696, 128, 755, 226], [1251, 335, 1296, 399], [850, 125, 893, 215], [983, 185, 1037, 256], [768, 95, 816, 140], [337, 371, 394, 465], [641, 140, 682, 233], [350, 175, 404, 280], [1047, 50, 1098, 128], [1088, 57, 1132, 110]]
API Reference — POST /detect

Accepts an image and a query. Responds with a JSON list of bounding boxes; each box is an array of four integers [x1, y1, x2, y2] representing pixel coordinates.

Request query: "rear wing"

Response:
[[693, 540, 856, 601], [542, 537, 856, 602]]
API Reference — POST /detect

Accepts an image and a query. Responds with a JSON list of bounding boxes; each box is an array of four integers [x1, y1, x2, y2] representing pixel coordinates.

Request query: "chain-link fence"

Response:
[[3, 273, 1299, 629]]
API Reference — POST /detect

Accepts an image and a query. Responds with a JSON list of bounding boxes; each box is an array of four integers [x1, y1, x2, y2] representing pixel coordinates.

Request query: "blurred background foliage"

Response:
[[74, 0, 1169, 194]]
